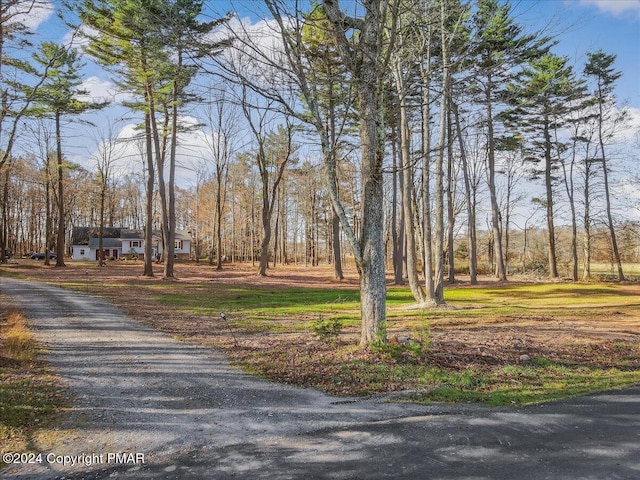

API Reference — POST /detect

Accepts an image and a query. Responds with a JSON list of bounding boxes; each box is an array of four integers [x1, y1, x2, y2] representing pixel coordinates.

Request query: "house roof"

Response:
[[72, 227, 121, 246], [88, 238, 122, 249], [175, 230, 192, 241], [120, 229, 145, 239], [71, 227, 192, 246]]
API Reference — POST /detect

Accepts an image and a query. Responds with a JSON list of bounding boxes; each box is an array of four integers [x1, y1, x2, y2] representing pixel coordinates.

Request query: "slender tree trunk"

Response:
[[258, 173, 271, 276], [332, 210, 343, 279], [543, 120, 558, 278], [98, 178, 106, 266], [143, 111, 155, 277], [452, 102, 478, 284], [393, 50, 425, 302], [215, 175, 224, 270], [485, 76, 507, 281], [55, 112, 66, 267], [421, 58, 436, 302], [433, 0, 448, 304], [163, 74, 181, 280], [582, 161, 592, 280], [0, 169, 8, 263], [562, 134, 579, 281], [273, 193, 280, 268], [391, 124, 403, 285], [446, 101, 455, 283], [44, 156, 52, 266], [598, 113, 624, 281]]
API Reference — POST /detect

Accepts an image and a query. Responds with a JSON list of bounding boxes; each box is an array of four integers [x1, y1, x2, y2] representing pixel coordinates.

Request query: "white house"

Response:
[[71, 227, 192, 261]]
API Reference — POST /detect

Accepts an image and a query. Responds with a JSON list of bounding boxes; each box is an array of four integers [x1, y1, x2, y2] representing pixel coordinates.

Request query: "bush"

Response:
[[313, 316, 343, 344]]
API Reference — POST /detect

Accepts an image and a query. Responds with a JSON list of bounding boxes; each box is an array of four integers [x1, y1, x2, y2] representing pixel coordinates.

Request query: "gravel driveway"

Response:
[[1, 277, 639, 479]]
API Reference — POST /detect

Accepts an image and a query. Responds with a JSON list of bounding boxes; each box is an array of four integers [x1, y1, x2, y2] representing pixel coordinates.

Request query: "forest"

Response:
[[0, 0, 639, 344]]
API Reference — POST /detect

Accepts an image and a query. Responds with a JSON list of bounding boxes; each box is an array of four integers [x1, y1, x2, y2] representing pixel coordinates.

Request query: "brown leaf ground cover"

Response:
[[2, 260, 639, 404]]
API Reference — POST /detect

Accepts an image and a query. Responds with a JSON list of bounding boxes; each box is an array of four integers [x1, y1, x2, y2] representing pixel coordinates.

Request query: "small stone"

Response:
[[519, 354, 531, 362]]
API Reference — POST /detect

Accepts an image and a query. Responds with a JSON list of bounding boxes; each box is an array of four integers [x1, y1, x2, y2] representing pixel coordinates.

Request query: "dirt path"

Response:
[[2, 277, 639, 479]]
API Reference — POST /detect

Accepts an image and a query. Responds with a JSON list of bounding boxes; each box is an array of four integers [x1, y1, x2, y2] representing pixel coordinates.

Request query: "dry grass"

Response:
[[0, 302, 69, 468], [2, 311, 37, 363]]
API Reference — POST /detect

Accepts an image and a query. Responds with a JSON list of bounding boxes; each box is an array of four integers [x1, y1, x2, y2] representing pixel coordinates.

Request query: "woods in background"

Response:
[[1, 0, 639, 344]]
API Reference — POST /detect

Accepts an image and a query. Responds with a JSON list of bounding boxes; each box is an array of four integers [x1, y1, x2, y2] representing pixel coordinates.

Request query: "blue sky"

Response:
[[514, 0, 640, 108], [30, 0, 638, 109], [25, 0, 640, 178]]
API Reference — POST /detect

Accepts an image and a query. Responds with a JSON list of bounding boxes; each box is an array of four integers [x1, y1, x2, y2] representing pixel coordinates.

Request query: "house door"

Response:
[[113, 250, 118, 260]]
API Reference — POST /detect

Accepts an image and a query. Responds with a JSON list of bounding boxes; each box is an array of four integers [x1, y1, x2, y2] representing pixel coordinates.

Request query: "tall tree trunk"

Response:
[[452, 102, 478, 284], [446, 101, 455, 283], [543, 120, 558, 278], [582, 161, 592, 280], [215, 171, 224, 270], [393, 49, 425, 303], [98, 176, 106, 267], [433, 0, 448, 304], [258, 172, 271, 276], [0, 168, 8, 263], [332, 209, 344, 280], [143, 111, 155, 277], [55, 111, 66, 267], [421, 63, 436, 302], [598, 115, 624, 281], [163, 75, 181, 280], [562, 133, 579, 281], [44, 155, 52, 266], [485, 75, 507, 281], [391, 123, 403, 285]]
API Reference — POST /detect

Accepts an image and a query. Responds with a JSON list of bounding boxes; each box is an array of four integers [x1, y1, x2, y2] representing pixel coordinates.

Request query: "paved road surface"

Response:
[[1, 277, 639, 479]]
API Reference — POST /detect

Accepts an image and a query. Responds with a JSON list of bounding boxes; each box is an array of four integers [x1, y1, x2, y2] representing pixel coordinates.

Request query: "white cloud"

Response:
[[76, 76, 135, 105], [85, 118, 218, 187], [214, 16, 291, 86], [63, 25, 97, 50], [578, 0, 640, 18], [9, 0, 54, 31], [613, 106, 640, 143]]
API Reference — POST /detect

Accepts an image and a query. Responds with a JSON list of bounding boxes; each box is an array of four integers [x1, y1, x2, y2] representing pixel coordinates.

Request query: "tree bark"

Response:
[[143, 111, 155, 277], [452, 102, 478, 284], [324, 0, 388, 344], [392, 43, 425, 302], [332, 209, 344, 280], [543, 119, 558, 278], [55, 111, 66, 267]]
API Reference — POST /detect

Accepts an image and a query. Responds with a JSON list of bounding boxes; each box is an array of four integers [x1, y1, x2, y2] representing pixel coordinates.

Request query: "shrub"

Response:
[[313, 316, 343, 344]]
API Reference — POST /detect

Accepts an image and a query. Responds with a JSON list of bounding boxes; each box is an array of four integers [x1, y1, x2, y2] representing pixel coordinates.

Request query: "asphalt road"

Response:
[[1, 277, 639, 480]]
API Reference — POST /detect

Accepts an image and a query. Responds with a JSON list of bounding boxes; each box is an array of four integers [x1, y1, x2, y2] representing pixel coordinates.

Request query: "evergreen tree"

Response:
[[31, 42, 106, 267], [584, 50, 625, 281], [469, 0, 549, 280], [506, 53, 587, 278]]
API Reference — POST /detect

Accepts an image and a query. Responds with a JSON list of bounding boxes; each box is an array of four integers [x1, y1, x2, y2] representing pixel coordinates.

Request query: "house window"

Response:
[[175, 240, 183, 250], [131, 241, 141, 248], [80, 249, 85, 255]]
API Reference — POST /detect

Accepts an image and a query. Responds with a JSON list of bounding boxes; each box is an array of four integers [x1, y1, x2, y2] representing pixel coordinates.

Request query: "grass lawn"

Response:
[[2, 261, 639, 407]]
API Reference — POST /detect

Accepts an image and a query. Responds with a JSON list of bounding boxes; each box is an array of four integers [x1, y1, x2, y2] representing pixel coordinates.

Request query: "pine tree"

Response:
[[469, 0, 549, 280], [506, 53, 588, 278], [584, 50, 625, 281], [31, 42, 106, 267]]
